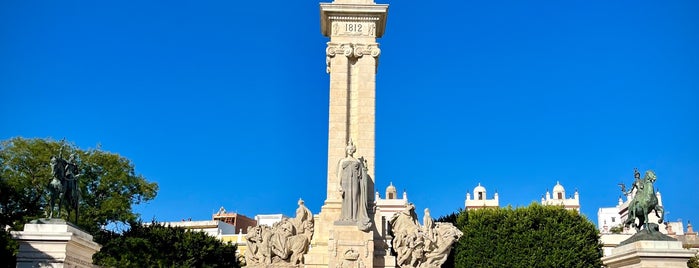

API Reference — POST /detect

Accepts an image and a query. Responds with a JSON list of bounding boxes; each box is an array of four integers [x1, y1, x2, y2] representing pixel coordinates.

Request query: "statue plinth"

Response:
[[328, 224, 375, 268], [306, 208, 396, 268], [619, 223, 678, 246], [11, 220, 101, 268], [602, 240, 695, 268]]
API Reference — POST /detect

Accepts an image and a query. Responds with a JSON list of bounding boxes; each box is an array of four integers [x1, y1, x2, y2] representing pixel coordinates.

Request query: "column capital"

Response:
[[326, 43, 380, 73], [326, 43, 380, 58]]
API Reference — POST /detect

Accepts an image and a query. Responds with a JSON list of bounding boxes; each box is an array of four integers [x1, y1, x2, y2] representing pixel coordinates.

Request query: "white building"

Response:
[[255, 214, 288, 227], [598, 198, 625, 233], [375, 182, 409, 225], [464, 183, 499, 210], [159, 220, 238, 238], [375, 182, 410, 253], [541, 181, 580, 211]]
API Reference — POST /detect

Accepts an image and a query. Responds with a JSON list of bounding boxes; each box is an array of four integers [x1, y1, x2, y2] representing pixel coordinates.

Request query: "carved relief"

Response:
[[328, 16, 380, 38], [343, 249, 360, 260], [353, 44, 381, 58], [338, 249, 365, 268]]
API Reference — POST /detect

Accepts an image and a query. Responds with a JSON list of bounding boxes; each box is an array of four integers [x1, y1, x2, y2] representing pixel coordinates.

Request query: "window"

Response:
[[388, 193, 394, 199], [478, 192, 483, 200], [557, 192, 563, 199], [611, 217, 616, 223]]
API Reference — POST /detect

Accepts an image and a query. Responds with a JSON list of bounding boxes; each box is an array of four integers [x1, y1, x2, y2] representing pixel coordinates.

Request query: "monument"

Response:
[[12, 153, 100, 268], [303, 1, 462, 267], [304, 0, 389, 267], [602, 169, 695, 268]]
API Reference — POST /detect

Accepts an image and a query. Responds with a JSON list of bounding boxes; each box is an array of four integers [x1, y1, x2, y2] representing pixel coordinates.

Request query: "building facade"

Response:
[[465, 183, 499, 210], [212, 207, 257, 235], [541, 181, 580, 211]]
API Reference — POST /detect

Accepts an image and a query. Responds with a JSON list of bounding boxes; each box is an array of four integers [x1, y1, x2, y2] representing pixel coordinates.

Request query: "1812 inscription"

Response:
[[333, 22, 375, 37], [345, 23, 363, 33]]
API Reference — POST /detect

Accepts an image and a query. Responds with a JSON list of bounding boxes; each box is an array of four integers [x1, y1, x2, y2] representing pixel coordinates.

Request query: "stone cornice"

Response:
[[320, 3, 389, 37]]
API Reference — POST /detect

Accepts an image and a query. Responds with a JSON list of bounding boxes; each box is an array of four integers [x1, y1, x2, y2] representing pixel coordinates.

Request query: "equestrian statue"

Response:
[[48, 153, 81, 224], [618, 168, 676, 245], [620, 168, 664, 232]]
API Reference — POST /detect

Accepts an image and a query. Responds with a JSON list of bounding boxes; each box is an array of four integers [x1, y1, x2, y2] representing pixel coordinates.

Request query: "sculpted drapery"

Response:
[[338, 139, 372, 231]]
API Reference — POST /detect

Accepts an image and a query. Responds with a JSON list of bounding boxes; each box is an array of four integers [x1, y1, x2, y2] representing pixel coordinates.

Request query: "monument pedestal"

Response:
[[11, 220, 101, 268], [602, 240, 695, 268], [328, 224, 375, 268], [306, 222, 396, 268]]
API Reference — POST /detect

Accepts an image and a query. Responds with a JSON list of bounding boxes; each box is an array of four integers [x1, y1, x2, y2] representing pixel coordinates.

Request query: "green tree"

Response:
[[0, 137, 158, 262], [687, 252, 699, 268], [0, 228, 17, 268], [93, 221, 240, 268], [435, 209, 461, 268], [609, 224, 624, 234], [450, 203, 602, 267], [435, 209, 461, 224]]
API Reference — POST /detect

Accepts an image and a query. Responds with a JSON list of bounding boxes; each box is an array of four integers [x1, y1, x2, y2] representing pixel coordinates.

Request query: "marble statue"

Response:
[[389, 204, 463, 268], [244, 199, 315, 267], [48, 153, 81, 223], [337, 139, 372, 231]]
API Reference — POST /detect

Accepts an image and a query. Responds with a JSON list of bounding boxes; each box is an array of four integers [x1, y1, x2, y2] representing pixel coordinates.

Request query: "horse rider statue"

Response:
[[48, 153, 81, 223], [620, 169, 664, 232]]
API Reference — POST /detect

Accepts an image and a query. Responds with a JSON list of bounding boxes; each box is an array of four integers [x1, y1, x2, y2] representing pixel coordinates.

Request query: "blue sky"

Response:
[[1, 0, 697, 229]]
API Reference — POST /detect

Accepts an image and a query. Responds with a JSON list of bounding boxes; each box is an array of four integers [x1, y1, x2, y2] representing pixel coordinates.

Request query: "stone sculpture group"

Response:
[[244, 199, 314, 267], [244, 140, 464, 267], [389, 204, 463, 268]]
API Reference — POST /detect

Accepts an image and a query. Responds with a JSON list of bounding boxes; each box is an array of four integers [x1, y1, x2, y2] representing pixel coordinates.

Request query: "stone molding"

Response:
[[325, 42, 380, 73], [320, 3, 389, 38]]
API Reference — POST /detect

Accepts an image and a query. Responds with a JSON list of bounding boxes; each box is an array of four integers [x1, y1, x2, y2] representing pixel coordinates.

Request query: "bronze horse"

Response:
[[623, 170, 664, 231], [48, 155, 81, 223]]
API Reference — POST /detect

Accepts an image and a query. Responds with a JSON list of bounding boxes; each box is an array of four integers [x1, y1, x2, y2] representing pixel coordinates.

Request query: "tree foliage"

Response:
[[688, 252, 699, 268], [450, 203, 602, 267], [0, 228, 17, 268], [609, 224, 624, 234], [93, 221, 239, 268], [435, 209, 460, 224], [0, 137, 158, 233], [434, 209, 460, 268]]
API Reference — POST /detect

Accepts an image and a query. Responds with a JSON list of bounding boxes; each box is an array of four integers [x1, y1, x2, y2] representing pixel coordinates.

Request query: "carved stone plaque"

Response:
[[332, 22, 376, 37]]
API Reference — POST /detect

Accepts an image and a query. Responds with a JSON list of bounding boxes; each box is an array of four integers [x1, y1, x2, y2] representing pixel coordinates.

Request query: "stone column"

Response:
[[318, 0, 387, 223], [306, 1, 389, 267]]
